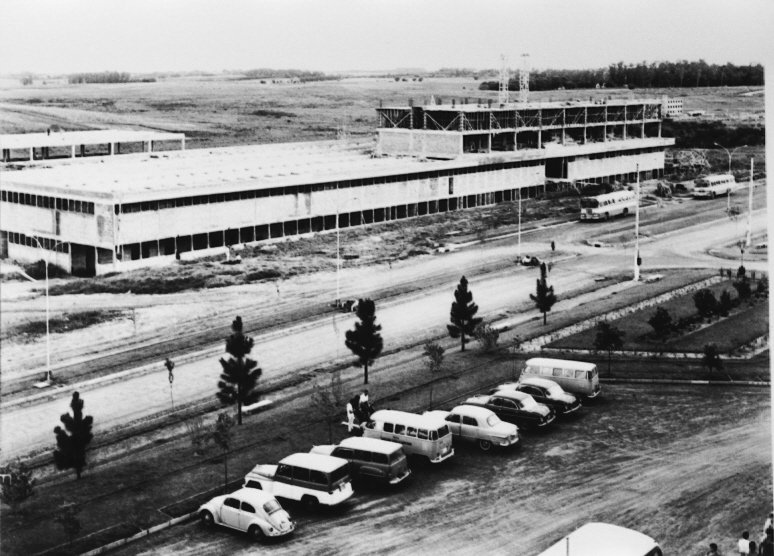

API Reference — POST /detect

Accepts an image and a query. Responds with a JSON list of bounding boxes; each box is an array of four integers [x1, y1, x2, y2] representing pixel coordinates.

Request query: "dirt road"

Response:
[[111, 384, 772, 556]]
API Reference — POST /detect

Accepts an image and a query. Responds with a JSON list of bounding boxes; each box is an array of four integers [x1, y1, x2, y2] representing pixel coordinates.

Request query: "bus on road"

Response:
[[692, 174, 737, 199], [579, 190, 637, 221]]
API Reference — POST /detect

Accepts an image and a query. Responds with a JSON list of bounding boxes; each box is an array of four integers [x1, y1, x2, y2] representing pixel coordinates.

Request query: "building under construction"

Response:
[[0, 97, 674, 276]]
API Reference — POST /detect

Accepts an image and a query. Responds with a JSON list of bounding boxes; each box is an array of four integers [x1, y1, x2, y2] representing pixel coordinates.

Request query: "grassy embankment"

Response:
[[549, 278, 769, 353]]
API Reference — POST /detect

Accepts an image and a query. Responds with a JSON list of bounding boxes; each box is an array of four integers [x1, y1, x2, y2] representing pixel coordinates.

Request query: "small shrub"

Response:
[[756, 276, 768, 298], [647, 307, 673, 341], [693, 289, 718, 319], [718, 290, 733, 317], [185, 416, 208, 456], [473, 323, 500, 351]]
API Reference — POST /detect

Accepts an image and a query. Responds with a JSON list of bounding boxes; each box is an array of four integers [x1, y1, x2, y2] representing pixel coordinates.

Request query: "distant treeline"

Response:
[[67, 72, 156, 84], [478, 61, 764, 91], [242, 69, 339, 82], [663, 120, 765, 148]]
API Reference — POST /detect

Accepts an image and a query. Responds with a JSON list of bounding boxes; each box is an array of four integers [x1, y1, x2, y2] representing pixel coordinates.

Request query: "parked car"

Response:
[[464, 390, 555, 430], [537, 522, 662, 556], [362, 410, 455, 464], [243, 453, 353, 508], [496, 377, 582, 417], [309, 436, 411, 486], [520, 255, 541, 266], [198, 487, 295, 541], [423, 405, 519, 451]]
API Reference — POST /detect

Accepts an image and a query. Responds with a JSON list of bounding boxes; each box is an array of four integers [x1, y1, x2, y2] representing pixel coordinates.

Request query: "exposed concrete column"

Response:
[[642, 104, 646, 138], [80, 145, 85, 157], [181, 137, 185, 150], [487, 134, 492, 152], [603, 106, 608, 142], [108, 143, 113, 156], [622, 106, 627, 140], [583, 107, 587, 144], [29, 147, 34, 161], [423, 112, 427, 130], [71, 145, 76, 158], [561, 108, 566, 146]]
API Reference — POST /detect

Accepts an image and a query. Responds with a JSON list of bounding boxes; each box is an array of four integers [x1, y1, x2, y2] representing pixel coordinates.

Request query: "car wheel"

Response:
[[711, 192, 716, 199], [200, 510, 214, 527], [301, 495, 319, 510], [478, 439, 492, 451], [248, 524, 266, 542], [622, 208, 628, 215], [604, 212, 610, 221]]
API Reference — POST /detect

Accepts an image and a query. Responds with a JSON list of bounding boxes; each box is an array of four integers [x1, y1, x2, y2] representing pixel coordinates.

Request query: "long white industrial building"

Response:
[[0, 97, 674, 276]]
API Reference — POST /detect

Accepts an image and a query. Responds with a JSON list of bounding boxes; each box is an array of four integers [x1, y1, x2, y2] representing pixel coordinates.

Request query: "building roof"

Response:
[[0, 137, 673, 203], [0, 130, 185, 150]]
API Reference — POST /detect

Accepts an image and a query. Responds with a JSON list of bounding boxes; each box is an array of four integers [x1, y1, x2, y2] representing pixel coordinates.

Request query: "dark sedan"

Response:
[[464, 390, 555, 430], [495, 378, 582, 417]]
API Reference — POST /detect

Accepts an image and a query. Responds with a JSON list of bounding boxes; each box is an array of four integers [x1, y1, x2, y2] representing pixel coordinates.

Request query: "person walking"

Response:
[[551, 240, 556, 252], [739, 531, 750, 555]]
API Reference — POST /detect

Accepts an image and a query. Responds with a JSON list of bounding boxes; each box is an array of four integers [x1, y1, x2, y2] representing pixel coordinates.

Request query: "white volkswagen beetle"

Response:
[[199, 487, 295, 540], [424, 404, 519, 451]]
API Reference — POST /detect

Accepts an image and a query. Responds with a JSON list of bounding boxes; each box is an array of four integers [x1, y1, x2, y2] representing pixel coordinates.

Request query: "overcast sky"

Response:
[[1, 0, 772, 74]]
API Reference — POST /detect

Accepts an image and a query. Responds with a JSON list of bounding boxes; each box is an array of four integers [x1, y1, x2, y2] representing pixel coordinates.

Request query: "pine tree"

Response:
[[217, 316, 262, 425], [447, 276, 482, 351], [530, 263, 557, 325], [345, 299, 383, 385], [53, 391, 93, 479]]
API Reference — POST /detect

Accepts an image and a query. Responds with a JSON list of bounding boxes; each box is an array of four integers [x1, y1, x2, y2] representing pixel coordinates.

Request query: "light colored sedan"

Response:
[[199, 487, 295, 541], [424, 404, 519, 451]]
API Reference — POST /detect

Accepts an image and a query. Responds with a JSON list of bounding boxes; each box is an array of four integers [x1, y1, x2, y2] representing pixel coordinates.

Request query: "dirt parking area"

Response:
[[111, 383, 771, 556]]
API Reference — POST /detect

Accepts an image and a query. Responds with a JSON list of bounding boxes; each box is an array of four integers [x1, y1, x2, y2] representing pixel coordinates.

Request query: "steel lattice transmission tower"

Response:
[[519, 53, 530, 103], [498, 54, 509, 106]]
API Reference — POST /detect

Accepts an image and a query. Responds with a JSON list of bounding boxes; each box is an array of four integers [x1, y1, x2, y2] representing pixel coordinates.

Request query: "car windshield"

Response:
[[520, 394, 539, 410], [486, 414, 501, 427], [580, 197, 599, 208], [436, 425, 451, 438], [263, 499, 283, 515]]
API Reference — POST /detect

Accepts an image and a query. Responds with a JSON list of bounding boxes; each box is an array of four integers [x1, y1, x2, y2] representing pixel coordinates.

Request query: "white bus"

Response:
[[692, 174, 737, 199], [579, 190, 637, 221]]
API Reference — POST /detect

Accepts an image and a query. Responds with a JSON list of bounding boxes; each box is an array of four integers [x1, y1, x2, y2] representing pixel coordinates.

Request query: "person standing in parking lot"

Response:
[[739, 531, 750, 555], [760, 528, 774, 556], [706, 542, 721, 555]]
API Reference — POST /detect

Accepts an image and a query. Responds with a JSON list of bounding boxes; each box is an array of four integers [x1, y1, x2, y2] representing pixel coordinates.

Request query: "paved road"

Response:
[[1, 203, 767, 461]]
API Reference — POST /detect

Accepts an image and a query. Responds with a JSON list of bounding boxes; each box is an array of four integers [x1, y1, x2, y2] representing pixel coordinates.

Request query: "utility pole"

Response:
[[336, 181, 341, 303], [31, 236, 66, 384], [633, 163, 641, 282], [746, 158, 754, 247], [517, 187, 522, 258], [713, 142, 746, 215]]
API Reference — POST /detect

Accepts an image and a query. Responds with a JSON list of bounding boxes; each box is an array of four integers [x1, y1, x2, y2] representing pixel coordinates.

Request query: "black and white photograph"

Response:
[[0, 1, 771, 554]]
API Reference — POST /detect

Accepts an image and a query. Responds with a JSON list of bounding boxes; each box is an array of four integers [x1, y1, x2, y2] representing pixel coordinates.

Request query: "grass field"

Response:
[[0, 78, 764, 148], [548, 279, 769, 353]]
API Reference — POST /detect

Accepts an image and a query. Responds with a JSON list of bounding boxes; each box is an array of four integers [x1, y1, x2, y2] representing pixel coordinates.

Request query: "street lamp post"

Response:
[[517, 187, 522, 259], [633, 164, 641, 282], [30, 236, 67, 383], [713, 142, 746, 214]]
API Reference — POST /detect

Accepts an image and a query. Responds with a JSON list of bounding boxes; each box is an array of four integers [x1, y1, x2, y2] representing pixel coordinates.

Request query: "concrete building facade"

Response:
[[0, 98, 674, 276]]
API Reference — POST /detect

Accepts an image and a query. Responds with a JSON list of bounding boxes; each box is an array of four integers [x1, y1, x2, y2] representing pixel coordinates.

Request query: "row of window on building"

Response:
[[585, 146, 663, 161], [5, 231, 70, 252], [1, 189, 95, 215]]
